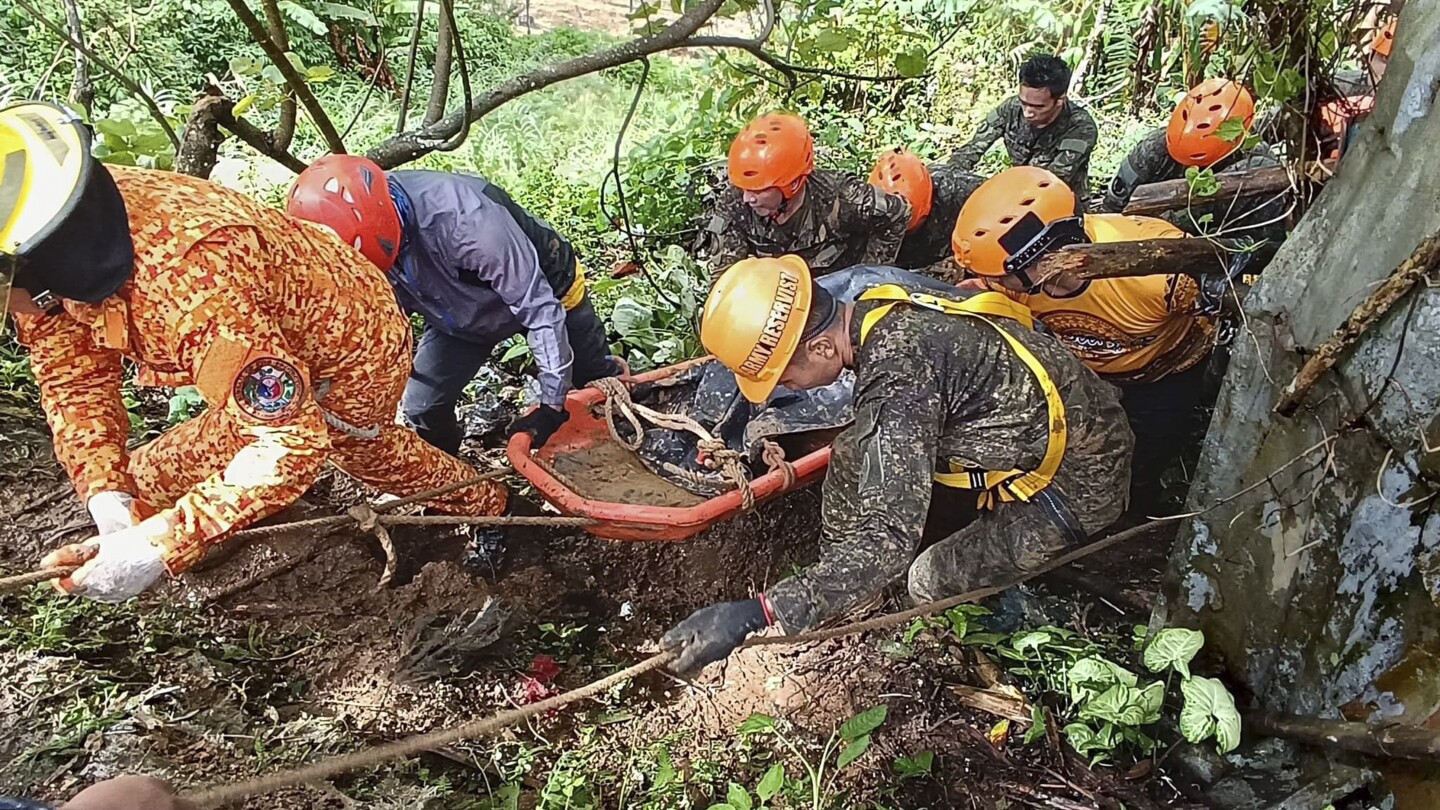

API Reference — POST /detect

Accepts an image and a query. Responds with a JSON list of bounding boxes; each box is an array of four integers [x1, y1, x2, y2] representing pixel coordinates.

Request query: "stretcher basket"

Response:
[[507, 356, 831, 541]]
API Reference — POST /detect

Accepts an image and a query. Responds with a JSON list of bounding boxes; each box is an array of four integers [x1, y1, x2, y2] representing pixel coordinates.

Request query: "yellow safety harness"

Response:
[[856, 284, 1068, 509]]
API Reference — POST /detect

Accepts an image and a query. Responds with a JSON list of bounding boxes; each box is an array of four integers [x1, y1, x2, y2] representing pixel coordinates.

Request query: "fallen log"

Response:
[[1122, 161, 1334, 217], [1246, 711, 1440, 762], [1033, 237, 1232, 281]]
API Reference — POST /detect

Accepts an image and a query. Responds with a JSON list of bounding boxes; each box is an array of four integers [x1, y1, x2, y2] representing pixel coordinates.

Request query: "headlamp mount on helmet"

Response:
[[999, 214, 1089, 292]]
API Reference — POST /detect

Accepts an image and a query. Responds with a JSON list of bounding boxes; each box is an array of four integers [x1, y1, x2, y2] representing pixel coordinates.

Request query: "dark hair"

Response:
[[1019, 54, 1071, 98], [800, 283, 837, 340]]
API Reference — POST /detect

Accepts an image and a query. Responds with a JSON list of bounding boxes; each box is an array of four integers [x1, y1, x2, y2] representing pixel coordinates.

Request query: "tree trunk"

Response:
[[260, 0, 297, 151], [175, 95, 230, 179], [1159, 6, 1440, 806], [1122, 163, 1331, 217], [1034, 237, 1232, 280]]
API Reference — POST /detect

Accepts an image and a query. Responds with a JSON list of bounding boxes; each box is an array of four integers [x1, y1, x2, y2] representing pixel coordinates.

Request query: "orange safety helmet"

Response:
[[951, 167, 1076, 278], [868, 149, 933, 232], [1371, 18, 1396, 58], [700, 255, 814, 403], [287, 154, 403, 272], [1165, 78, 1256, 167], [728, 114, 815, 199]]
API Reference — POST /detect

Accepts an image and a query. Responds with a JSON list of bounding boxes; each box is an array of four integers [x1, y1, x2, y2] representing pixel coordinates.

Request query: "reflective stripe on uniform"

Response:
[[856, 284, 1067, 509], [559, 258, 587, 311]]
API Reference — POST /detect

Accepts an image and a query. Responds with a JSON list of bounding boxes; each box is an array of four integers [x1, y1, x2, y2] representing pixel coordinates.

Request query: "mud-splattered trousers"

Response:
[[698, 169, 913, 276], [13, 166, 506, 575], [765, 299, 1134, 632]]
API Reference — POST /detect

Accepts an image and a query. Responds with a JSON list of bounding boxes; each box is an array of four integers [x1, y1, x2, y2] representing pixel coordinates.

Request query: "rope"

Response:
[[180, 518, 1169, 807], [0, 471, 591, 595], [587, 377, 760, 510], [760, 440, 797, 490]]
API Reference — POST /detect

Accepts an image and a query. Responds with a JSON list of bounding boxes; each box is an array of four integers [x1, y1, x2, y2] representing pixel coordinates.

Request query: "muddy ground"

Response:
[[0, 400, 1205, 810]]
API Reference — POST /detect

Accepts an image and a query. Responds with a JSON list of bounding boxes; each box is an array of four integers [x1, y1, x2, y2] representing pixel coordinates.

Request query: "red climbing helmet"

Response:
[[287, 154, 402, 271]]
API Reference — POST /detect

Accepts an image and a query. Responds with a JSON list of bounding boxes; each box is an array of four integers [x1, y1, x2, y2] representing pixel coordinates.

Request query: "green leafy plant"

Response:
[[736, 704, 888, 810], [891, 750, 934, 779]]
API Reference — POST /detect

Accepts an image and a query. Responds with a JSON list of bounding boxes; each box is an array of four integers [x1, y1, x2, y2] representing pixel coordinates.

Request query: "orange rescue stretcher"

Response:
[[507, 357, 831, 541]]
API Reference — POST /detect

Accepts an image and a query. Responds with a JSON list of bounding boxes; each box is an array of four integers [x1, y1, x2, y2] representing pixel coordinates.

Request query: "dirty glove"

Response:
[[63, 776, 196, 810], [40, 517, 171, 603], [508, 404, 570, 450], [86, 491, 137, 534], [662, 597, 771, 674]]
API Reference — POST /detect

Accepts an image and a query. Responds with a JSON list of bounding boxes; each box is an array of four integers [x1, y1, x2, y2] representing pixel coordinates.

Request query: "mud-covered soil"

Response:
[[0, 400, 1201, 810]]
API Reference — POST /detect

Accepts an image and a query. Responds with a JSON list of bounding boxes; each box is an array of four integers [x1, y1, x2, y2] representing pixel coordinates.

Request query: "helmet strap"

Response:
[[1002, 215, 1090, 294]]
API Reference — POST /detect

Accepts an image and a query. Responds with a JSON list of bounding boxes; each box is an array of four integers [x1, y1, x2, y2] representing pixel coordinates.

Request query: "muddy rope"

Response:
[[0, 470, 596, 595], [181, 517, 1169, 807], [586, 377, 797, 510]]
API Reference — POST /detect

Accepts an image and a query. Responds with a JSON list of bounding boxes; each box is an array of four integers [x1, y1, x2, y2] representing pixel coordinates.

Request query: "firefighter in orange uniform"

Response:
[[0, 102, 506, 603], [953, 167, 1229, 490]]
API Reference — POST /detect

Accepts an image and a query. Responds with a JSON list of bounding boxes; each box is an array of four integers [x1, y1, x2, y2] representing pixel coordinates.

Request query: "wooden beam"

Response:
[[1033, 237, 1232, 281], [1122, 162, 1335, 217]]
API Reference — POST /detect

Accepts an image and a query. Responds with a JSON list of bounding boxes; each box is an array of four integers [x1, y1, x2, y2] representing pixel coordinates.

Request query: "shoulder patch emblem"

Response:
[[233, 358, 304, 421]]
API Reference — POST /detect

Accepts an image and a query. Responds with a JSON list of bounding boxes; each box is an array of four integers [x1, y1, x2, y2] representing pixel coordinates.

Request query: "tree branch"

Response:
[[432, 0, 471, 152], [396, 0, 426, 132], [1032, 237, 1232, 281], [423, 8, 453, 127], [1246, 711, 1440, 762], [259, 0, 297, 151], [686, 36, 922, 82], [60, 0, 93, 115], [367, 0, 729, 168], [224, 0, 346, 154], [1122, 163, 1330, 217], [13, 0, 179, 150], [176, 87, 308, 178]]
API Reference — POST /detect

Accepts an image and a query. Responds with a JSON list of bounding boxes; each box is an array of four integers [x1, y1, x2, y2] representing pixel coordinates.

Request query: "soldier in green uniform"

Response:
[[948, 54, 1098, 196], [699, 113, 912, 276], [660, 255, 1133, 672], [1101, 79, 1286, 250], [868, 148, 985, 273]]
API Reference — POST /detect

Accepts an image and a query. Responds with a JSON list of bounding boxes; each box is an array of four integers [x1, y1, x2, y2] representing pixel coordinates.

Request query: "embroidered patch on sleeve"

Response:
[[232, 358, 306, 421]]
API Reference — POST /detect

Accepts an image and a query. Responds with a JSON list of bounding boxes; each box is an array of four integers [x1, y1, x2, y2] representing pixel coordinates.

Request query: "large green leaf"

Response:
[[811, 29, 852, 52], [836, 733, 870, 769], [839, 704, 887, 740], [1011, 630, 1052, 654], [755, 763, 784, 801], [1079, 681, 1164, 726], [725, 782, 752, 810], [609, 297, 654, 337], [315, 1, 378, 24], [894, 47, 927, 78], [279, 0, 328, 34], [1142, 628, 1205, 678], [738, 713, 776, 736], [1066, 656, 1138, 703], [1180, 677, 1242, 753]]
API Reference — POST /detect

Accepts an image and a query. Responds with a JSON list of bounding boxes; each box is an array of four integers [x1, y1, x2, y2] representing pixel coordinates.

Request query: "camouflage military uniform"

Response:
[[894, 166, 986, 271], [700, 169, 912, 276], [948, 97, 1099, 195], [764, 298, 1134, 632], [1100, 128, 1288, 249]]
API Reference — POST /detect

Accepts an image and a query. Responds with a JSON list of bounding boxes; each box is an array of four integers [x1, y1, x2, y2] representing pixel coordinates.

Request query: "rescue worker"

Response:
[[947, 54, 1098, 196], [699, 113, 913, 276], [868, 148, 984, 272], [1100, 79, 1285, 250], [660, 255, 1133, 672], [287, 155, 624, 456], [1, 102, 507, 603], [1317, 20, 1393, 159], [953, 167, 1226, 488]]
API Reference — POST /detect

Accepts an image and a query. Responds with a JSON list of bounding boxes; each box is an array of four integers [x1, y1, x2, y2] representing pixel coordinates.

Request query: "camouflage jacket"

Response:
[[765, 297, 1132, 631], [947, 97, 1099, 194], [1100, 128, 1287, 246], [893, 166, 986, 271], [700, 169, 912, 276]]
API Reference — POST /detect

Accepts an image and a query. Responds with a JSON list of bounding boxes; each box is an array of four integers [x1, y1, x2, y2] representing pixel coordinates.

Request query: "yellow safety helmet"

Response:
[[0, 102, 130, 320], [700, 255, 814, 403]]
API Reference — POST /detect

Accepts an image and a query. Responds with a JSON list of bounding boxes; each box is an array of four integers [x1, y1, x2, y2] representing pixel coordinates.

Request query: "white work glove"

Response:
[[87, 491, 138, 534], [40, 517, 171, 603]]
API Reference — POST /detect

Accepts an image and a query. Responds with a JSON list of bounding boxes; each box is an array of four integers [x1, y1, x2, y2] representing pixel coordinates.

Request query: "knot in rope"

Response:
[[589, 376, 645, 451], [760, 440, 797, 490]]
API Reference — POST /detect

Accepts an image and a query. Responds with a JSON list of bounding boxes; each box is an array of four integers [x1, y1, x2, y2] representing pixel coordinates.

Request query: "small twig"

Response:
[[396, 0, 426, 132]]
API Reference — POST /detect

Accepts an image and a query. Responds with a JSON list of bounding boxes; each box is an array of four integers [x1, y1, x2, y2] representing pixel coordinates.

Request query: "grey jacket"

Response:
[[388, 171, 580, 407]]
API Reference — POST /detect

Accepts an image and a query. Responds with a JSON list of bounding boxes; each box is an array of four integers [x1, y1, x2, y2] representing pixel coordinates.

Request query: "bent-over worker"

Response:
[[1, 102, 506, 603], [868, 148, 984, 272], [952, 167, 1226, 489], [661, 255, 1133, 672], [700, 113, 912, 276], [287, 155, 624, 455]]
